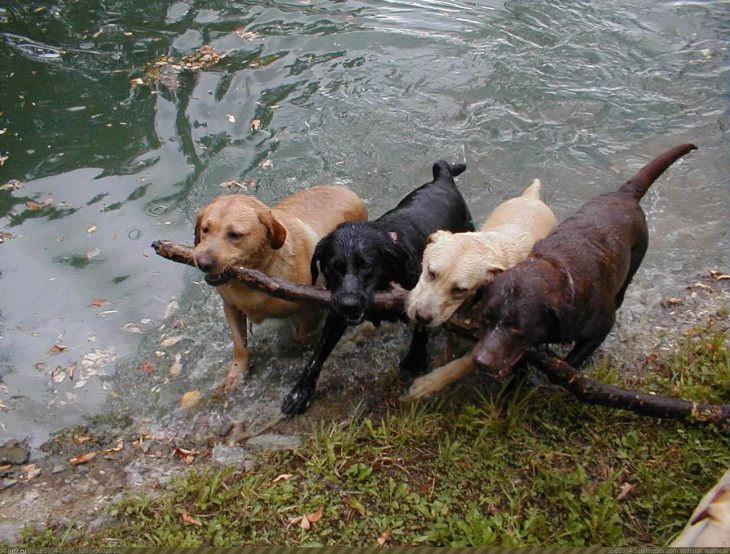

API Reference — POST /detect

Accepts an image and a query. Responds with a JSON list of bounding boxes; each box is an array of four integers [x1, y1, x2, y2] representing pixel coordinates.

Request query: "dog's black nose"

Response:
[[336, 294, 363, 318], [415, 310, 433, 325], [195, 253, 216, 273]]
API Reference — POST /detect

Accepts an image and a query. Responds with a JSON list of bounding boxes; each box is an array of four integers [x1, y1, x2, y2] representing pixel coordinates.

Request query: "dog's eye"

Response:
[[451, 285, 468, 295], [428, 269, 437, 281], [228, 231, 244, 241], [201, 226, 209, 234]]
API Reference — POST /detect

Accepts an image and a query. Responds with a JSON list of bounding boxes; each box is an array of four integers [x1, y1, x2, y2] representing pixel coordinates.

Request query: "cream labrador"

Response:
[[403, 178, 556, 400], [193, 187, 367, 390]]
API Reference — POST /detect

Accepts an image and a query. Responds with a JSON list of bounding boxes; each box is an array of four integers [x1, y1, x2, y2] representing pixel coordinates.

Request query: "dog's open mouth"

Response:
[[204, 271, 230, 287], [346, 314, 365, 326]]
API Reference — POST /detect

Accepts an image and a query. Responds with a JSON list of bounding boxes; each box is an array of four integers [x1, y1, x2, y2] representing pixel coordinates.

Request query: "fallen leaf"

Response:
[[226, 114, 236, 123], [26, 200, 42, 211], [86, 224, 97, 234], [104, 441, 124, 454], [49, 344, 68, 353], [377, 529, 392, 546], [21, 464, 42, 480], [69, 452, 97, 465], [73, 433, 93, 444], [299, 515, 311, 530], [181, 510, 203, 527], [306, 507, 323, 523], [180, 389, 201, 409], [260, 158, 273, 169], [663, 297, 683, 306], [86, 247, 100, 259], [250, 119, 261, 131], [617, 482, 636, 501], [272, 473, 293, 483], [160, 335, 183, 347], [90, 298, 109, 308], [169, 353, 183, 376], [141, 359, 157, 374]]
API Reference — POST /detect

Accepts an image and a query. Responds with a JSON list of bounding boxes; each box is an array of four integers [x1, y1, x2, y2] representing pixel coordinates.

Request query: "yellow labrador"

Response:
[[193, 187, 367, 390], [403, 178, 556, 400]]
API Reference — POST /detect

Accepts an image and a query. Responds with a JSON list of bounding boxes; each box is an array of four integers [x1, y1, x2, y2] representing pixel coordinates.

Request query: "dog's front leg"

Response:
[[399, 326, 429, 376], [281, 312, 348, 416], [217, 302, 249, 391]]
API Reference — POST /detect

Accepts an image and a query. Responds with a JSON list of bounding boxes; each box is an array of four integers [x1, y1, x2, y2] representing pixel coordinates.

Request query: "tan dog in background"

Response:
[[403, 178, 556, 400], [193, 187, 367, 390]]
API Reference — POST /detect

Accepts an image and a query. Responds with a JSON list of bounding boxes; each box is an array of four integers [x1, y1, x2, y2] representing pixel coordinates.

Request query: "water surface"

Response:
[[1, 0, 728, 449]]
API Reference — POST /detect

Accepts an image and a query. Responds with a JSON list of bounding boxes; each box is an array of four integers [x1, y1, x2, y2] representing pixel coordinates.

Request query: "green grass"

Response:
[[18, 320, 730, 547]]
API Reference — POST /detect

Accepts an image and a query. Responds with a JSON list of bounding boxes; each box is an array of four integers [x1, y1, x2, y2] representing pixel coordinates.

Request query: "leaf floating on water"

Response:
[[26, 200, 42, 211], [180, 389, 201, 409], [0, 231, 16, 243], [141, 359, 157, 374], [226, 114, 236, 123], [169, 353, 183, 376], [235, 28, 260, 41], [250, 119, 261, 131], [86, 224, 97, 234], [86, 248, 100, 259], [260, 158, 273, 170], [69, 452, 97, 465], [160, 335, 183, 347], [90, 298, 109, 308], [0, 179, 23, 191], [49, 344, 68, 354]]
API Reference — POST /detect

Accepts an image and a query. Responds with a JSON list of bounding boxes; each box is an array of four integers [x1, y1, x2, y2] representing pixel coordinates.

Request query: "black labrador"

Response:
[[281, 160, 474, 415]]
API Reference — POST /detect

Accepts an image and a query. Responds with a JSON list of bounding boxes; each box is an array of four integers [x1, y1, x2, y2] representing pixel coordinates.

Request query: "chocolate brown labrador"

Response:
[[471, 143, 697, 377]]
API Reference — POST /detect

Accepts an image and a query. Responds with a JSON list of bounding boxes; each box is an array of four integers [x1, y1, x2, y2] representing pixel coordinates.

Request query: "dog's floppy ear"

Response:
[[484, 261, 507, 279], [194, 212, 203, 246], [258, 210, 287, 250], [310, 237, 328, 285], [427, 230, 451, 245]]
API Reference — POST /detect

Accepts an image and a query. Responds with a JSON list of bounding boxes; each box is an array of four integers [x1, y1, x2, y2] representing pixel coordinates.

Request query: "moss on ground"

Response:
[[18, 318, 730, 547]]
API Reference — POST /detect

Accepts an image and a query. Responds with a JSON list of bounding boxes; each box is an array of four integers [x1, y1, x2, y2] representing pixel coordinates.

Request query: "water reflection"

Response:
[[0, 0, 727, 449]]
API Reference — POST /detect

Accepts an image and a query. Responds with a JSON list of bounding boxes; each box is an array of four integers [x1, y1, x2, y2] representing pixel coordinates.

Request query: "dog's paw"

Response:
[[281, 385, 314, 416], [400, 373, 439, 402], [215, 366, 244, 392]]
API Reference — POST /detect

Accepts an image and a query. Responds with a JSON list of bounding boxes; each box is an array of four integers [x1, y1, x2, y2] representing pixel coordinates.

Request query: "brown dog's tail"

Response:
[[619, 143, 697, 200]]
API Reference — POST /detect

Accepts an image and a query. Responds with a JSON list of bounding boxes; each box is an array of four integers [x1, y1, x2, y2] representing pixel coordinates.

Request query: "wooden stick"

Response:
[[152, 239, 730, 425], [150, 240, 409, 312]]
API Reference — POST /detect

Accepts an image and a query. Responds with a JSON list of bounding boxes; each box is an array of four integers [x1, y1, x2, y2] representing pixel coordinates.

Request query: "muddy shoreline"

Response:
[[1, 269, 728, 544]]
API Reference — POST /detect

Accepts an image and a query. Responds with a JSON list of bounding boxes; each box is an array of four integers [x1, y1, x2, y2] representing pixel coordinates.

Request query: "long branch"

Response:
[[522, 351, 730, 424], [150, 240, 408, 312], [153, 239, 729, 425]]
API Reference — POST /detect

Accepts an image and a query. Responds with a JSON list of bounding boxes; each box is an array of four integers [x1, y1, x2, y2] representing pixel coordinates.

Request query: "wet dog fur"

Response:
[[193, 186, 367, 389], [281, 160, 474, 415], [404, 144, 697, 400]]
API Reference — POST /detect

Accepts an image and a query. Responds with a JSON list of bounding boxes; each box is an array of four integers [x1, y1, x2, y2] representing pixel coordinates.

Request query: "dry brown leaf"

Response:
[[299, 515, 311, 530], [21, 464, 42, 480], [250, 119, 261, 131], [180, 389, 201, 409], [141, 359, 156, 374], [86, 224, 97, 234], [73, 433, 93, 444], [181, 510, 203, 527], [306, 507, 323, 523], [26, 200, 42, 211], [663, 297, 683, 306], [49, 344, 68, 353], [617, 482, 636, 501], [161, 335, 183, 347], [377, 529, 392, 546], [104, 441, 124, 454], [169, 353, 183, 376], [69, 452, 97, 465], [272, 473, 293, 483], [86, 248, 100, 259], [90, 298, 109, 308]]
